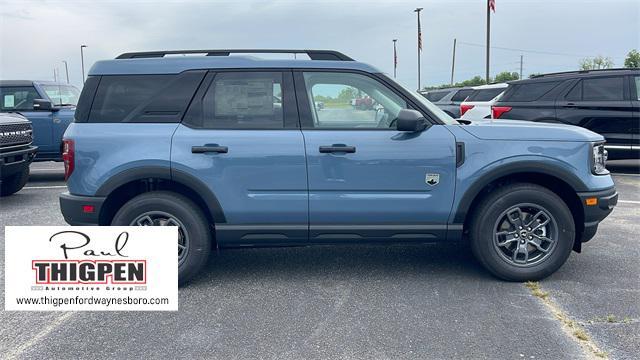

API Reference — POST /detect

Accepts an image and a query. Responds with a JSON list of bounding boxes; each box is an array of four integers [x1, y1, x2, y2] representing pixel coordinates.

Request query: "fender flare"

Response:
[[96, 166, 226, 223], [452, 160, 587, 224]]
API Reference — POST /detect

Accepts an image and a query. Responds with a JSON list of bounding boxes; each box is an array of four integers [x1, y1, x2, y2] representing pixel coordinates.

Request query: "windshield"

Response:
[[41, 85, 80, 106], [380, 74, 458, 125]]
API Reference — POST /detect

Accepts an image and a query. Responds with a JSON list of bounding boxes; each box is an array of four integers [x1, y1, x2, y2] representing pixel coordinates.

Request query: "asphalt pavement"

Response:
[[0, 161, 638, 359]]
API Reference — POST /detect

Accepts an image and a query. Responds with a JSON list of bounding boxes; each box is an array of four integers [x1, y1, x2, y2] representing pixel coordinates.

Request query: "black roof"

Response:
[[512, 68, 639, 84], [116, 49, 354, 61]]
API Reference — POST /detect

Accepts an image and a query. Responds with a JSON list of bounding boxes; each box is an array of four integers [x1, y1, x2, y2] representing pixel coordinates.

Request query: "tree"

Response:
[[494, 71, 519, 83], [337, 87, 357, 102], [579, 56, 614, 70], [624, 49, 640, 68]]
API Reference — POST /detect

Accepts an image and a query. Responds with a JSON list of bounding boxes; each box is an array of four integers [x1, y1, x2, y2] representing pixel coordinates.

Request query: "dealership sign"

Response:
[[4, 226, 178, 311]]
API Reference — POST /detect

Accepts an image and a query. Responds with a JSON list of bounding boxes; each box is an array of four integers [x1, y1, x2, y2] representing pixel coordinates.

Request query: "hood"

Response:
[[458, 119, 603, 142], [0, 112, 30, 124]]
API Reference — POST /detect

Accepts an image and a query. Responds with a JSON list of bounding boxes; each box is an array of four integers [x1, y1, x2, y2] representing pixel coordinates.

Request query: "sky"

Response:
[[0, 0, 638, 90]]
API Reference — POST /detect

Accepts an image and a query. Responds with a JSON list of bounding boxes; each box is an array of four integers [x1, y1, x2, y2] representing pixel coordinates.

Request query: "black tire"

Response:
[[469, 183, 575, 281], [111, 191, 211, 286], [0, 167, 30, 197]]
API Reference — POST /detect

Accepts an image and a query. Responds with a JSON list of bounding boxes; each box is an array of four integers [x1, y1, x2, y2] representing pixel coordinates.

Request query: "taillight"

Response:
[[491, 106, 512, 119], [460, 104, 474, 116], [62, 139, 74, 180]]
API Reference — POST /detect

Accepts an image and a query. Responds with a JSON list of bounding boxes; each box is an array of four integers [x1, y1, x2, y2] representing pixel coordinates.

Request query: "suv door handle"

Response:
[[192, 145, 228, 154], [319, 145, 356, 153], [563, 103, 576, 108]]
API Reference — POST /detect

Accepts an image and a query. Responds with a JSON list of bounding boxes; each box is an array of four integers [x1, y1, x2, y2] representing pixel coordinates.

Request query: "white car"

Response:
[[459, 83, 508, 120]]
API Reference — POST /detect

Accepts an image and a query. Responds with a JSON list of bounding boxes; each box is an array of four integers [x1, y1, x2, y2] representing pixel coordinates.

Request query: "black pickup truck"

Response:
[[0, 112, 37, 196]]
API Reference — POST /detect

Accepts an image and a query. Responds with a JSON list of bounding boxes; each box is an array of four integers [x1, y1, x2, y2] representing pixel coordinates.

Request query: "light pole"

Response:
[[392, 39, 398, 78], [80, 45, 87, 84], [414, 7, 423, 91], [62, 61, 70, 84]]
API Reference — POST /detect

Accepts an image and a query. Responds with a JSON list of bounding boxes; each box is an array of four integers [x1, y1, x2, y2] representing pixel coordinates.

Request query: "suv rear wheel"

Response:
[[111, 191, 211, 286], [470, 183, 575, 281], [0, 167, 30, 197]]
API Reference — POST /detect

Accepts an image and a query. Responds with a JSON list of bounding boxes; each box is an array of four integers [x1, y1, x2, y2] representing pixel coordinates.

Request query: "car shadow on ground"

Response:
[[190, 242, 496, 286]]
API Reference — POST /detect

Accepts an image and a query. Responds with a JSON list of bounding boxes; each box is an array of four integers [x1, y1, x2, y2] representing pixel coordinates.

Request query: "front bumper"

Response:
[[0, 145, 38, 178], [577, 187, 618, 243], [59, 192, 106, 225]]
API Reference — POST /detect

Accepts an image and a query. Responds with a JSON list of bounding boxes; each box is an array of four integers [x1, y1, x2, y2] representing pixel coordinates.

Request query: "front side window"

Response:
[[0, 86, 40, 111], [201, 72, 284, 129], [41, 85, 81, 106], [451, 89, 473, 102], [582, 77, 624, 101], [303, 72, 407, 129], [424, 91, 447, 102]]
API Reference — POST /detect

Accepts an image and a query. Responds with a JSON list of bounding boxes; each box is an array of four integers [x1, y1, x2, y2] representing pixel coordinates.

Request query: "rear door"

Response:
[[172, 70, 309, 246], [556, 76, 634, 151], [0, 85, 54, 152], [631, 75, 640, 152], [296, 71, 456, 242]]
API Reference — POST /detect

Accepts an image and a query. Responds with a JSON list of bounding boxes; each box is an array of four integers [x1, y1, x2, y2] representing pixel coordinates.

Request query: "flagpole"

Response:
[[485, 0, 491, 84], [414, 7, 423, 91], [392, 39, 398, 78]]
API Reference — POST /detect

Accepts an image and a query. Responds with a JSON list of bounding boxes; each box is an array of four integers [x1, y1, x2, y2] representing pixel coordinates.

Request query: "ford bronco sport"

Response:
[[59, 49, 617, 285]]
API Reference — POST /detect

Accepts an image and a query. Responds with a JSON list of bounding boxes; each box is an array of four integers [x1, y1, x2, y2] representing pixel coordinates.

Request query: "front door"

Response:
[[171, 71, 308, 246], [296, 71, 457, 242]]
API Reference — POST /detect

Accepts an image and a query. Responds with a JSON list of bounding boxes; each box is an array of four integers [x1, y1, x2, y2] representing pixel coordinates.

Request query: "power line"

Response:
[[457, 41, 599, 58]]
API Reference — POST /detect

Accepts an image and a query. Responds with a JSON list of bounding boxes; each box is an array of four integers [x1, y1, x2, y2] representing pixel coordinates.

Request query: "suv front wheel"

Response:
[[111, 191, 211, 286], [470, 183, 575, 281]]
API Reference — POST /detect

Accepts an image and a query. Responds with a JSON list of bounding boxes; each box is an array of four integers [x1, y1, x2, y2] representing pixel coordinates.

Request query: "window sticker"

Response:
[[4, 94, 15, 108]]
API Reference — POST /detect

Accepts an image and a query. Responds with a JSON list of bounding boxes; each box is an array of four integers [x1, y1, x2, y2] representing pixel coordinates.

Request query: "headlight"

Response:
[[592, 143, 608, 175]]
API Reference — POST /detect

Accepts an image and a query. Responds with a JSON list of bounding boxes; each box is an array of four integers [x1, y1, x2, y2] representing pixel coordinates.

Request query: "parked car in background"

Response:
[[0, 81, 79, 161], [60, 49, 616, 285], [492, 68, 640, 159], [419, 87, 474, 118], [459, 83, 508, 120], [0, 112, 37, 196]]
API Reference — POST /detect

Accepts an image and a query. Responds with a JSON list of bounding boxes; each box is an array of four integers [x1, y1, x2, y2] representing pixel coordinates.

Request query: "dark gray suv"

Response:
[[420, 87, 474, 118]]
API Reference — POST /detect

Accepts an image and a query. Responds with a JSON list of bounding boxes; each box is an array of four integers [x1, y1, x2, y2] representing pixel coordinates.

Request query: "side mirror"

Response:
[[33, 99, 58, 111], [396, 109, 428, 132]]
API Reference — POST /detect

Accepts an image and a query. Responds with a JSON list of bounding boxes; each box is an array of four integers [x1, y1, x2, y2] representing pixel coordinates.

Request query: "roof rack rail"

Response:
[[530, 67, 636, 78], [115, 49, 355, 61]]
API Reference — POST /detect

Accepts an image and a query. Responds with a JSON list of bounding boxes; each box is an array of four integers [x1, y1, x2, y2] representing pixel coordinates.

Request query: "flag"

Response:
[[394, 44, 398, 68], [489, 0, 496, 12], [417, 14, 422, 51]]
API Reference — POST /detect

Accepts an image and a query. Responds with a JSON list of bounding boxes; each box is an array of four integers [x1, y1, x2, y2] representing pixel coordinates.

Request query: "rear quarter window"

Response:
[[87, 71, 205, 123], [450, 89, 474, 102], [466, 88, 505, 102], [424, 91, 448, 102], [504, 81, 560, 102]]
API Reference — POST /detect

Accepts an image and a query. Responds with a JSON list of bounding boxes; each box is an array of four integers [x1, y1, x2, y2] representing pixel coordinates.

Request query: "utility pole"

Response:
[[519, 55, 523, 80], [392, 39, 398, 78], [62, 60, 70, 84], [485, 1, 491, 83], [450, 38, 457, 86], [414, 7, 423, 91], [53, 68, 57, 82], [80, 44, 87, 83]]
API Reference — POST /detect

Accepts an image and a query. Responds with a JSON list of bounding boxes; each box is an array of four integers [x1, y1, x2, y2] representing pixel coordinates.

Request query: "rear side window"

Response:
[[582, 77, 624, 101], [74, 76, 100, 122], [200, 72, 284, 129], [0, 86, 40, 111], [424, 91, 447, 102], [505, 82, 560, 102], [635, 76, 640, 100], [451, 89, 473, 102], [88, 71, 205, 123], [466, 88, 505, 102]]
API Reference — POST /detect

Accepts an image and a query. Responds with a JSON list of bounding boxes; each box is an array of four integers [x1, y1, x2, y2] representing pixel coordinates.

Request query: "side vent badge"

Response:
[[426, 173, 440, 186]]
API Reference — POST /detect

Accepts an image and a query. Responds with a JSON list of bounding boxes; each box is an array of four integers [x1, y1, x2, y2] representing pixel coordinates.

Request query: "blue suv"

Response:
[[0, 80, 79, 161], [59, 50, 617, 284]]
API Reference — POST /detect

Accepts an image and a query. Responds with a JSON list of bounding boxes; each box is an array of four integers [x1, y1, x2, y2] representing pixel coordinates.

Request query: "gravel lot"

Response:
[[1, 161, 638, 359]]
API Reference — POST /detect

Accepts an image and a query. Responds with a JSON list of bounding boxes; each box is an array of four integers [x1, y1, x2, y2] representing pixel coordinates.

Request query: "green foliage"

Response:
[[624, 49, 640, 68], [337, 87, 357, 102], [423, 75, 487, 91], [494, 71, 519, 83], [579, 55, 614, 70]]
